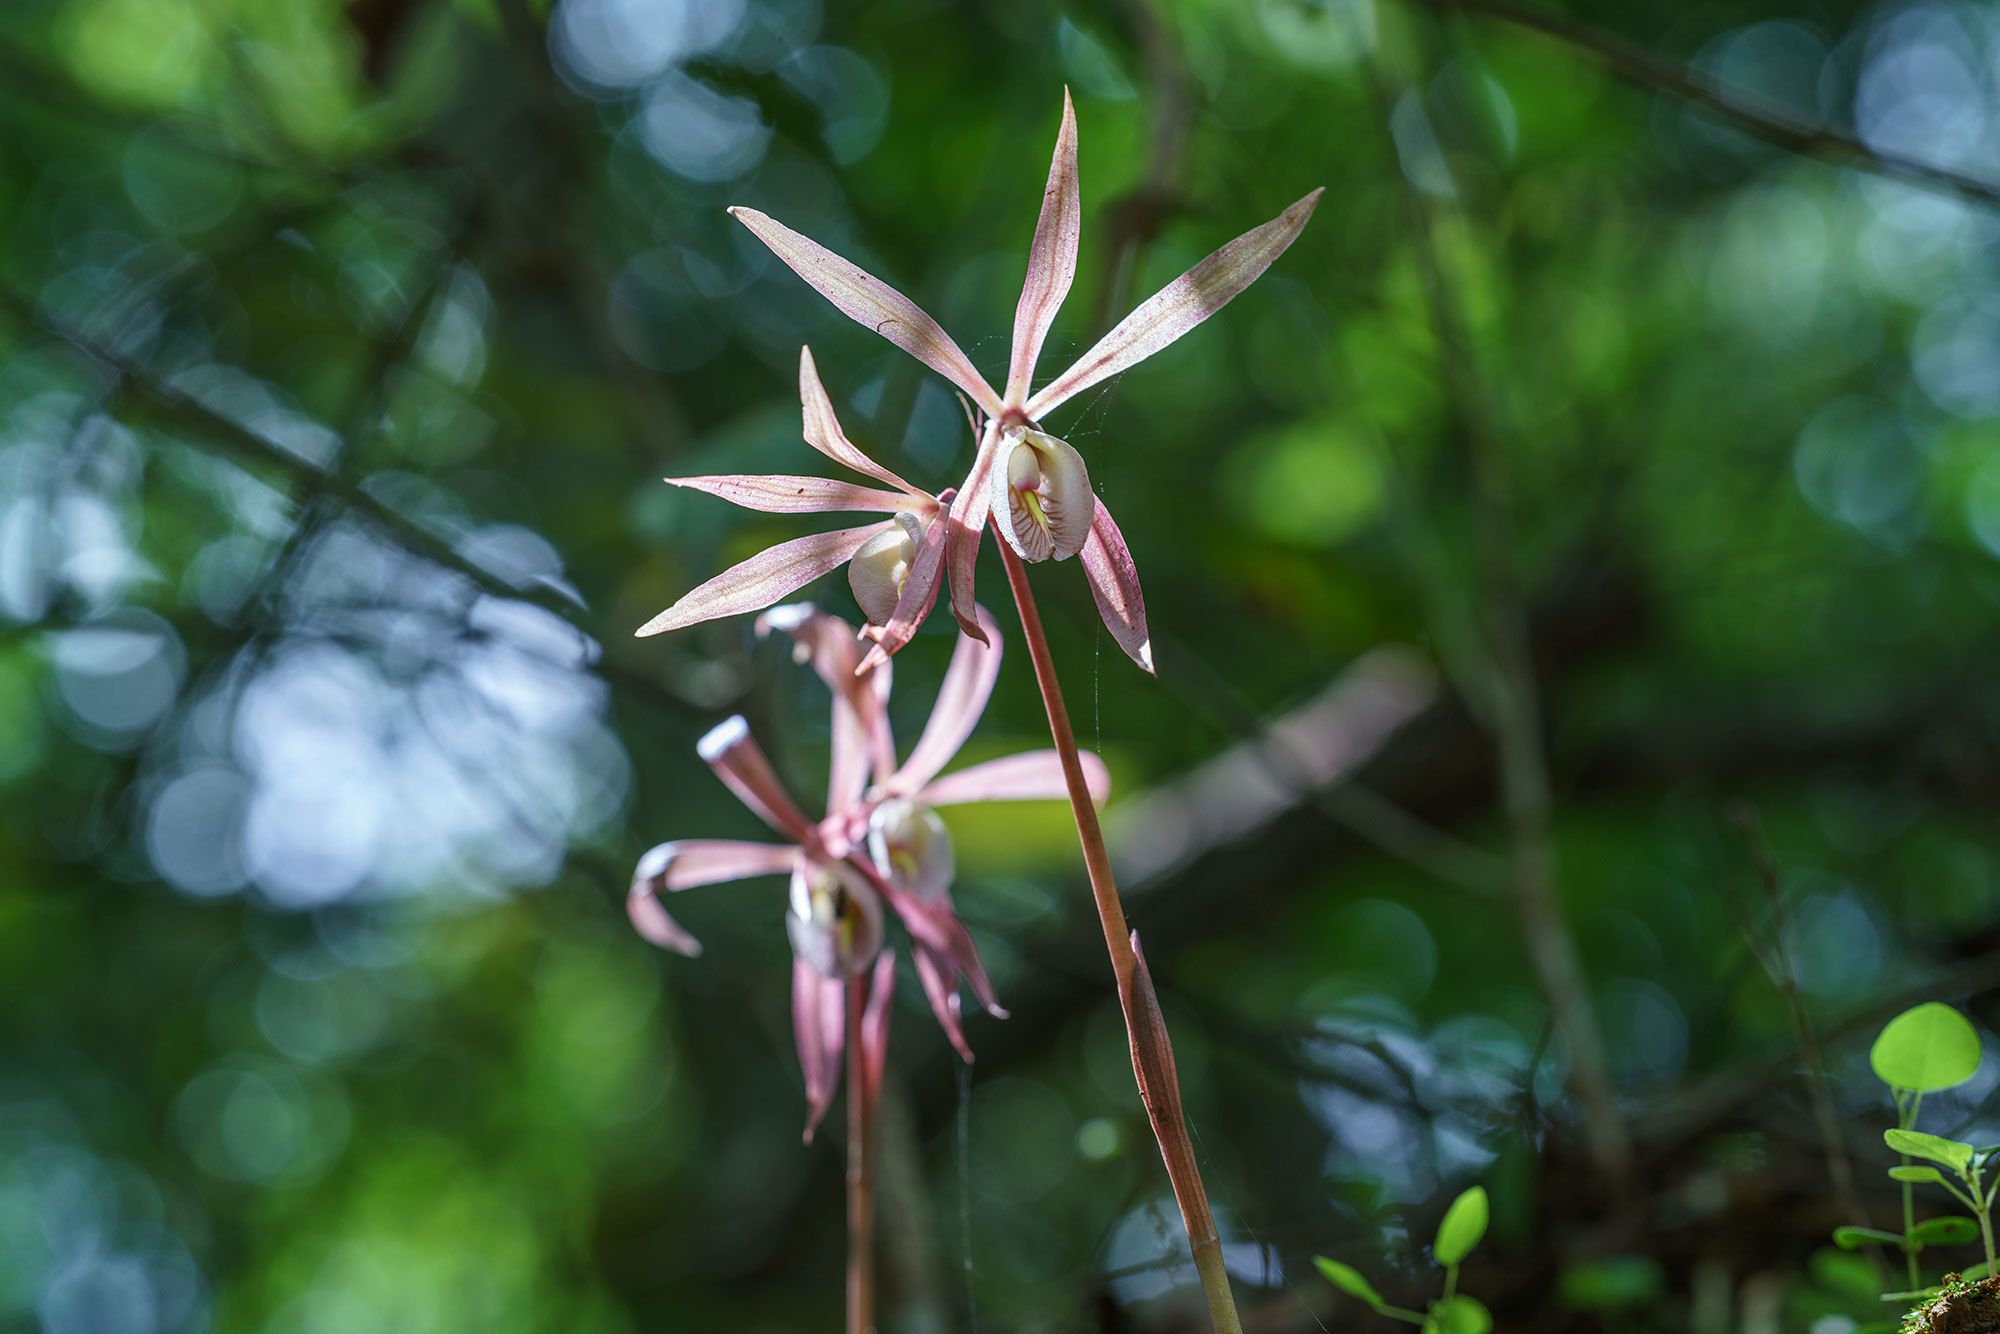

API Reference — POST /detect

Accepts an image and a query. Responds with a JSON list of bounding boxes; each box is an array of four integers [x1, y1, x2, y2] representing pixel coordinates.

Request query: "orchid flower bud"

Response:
[[786, 860, 884, 978], [849, 511, 924, 625], [866, 796, 955, 902], [989, 427, 1094, 563]]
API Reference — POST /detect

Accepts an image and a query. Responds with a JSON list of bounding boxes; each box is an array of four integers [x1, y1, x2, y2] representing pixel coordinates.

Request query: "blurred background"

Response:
[[4, 0, 2000, 1328]]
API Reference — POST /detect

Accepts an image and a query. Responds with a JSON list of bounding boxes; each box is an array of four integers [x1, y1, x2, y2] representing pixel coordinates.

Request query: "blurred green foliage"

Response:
[[4, 0, 2000, 1329]]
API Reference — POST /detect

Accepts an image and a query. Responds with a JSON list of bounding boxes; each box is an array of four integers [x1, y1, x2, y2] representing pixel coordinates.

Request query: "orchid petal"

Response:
[[1079, 496, 1153, 674], [988, 429, 1094, 563], [943, 431, 1000, 643], [732, 209, 1003, 418], [666, 473, 919, 515], [860, 949, 895, 1099], [857, 859, 1005, 1019], [636, 522, 889, 637], [1004, 89, 1081, 408], [627, 838, 798, 955], [697, 716, 816, 841], [799, 346, 930, 499], [887, 605, 1002, 793], [857, 498, 951, 672], [918, 748, 1111, 808], [755, 603, 891, 815], [1027, 188, 1324, 419], [913, 943, 973, 1062], [794, 956, 847, 1143]]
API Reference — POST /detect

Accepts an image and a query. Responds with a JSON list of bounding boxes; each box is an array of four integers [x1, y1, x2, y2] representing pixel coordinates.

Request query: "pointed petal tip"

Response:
[[986, 1002, 1009, 1020], [1138, 641, 1156, 675], [695, 715, 751, 761]]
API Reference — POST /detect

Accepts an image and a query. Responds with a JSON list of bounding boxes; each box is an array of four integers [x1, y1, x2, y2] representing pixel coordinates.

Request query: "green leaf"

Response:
[[1910, 1217, 1981, 1246], [1832, 1226, 1907, 1249], [1963, 1260, 1998, 1281], [1423, 1295, 1493, 1334], [1886, 1128, 1976, 1173], [1871, 1003, 1982, 1093], [1891, 1166, 1947, 1185], [1434, 1186, 1489, 1267], [1557, 1256, 1664, 1311], [1313, 1257, 1385, 1310]]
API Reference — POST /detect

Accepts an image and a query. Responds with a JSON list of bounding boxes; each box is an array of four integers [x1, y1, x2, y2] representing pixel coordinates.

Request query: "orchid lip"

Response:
[[989, 428, 1094, 563]]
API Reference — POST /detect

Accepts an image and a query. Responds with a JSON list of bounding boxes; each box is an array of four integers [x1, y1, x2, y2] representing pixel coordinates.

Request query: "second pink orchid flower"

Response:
[[627, 602, 1109, 1136]]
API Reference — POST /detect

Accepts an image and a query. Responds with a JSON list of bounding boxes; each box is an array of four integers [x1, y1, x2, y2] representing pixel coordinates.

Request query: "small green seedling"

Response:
[[1835, 1002, 1986, 1296], [1317, 1185, 1493, 1333]]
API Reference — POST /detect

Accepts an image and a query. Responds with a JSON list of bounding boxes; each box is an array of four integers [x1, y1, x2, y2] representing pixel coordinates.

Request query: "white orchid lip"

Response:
[[988, 428, 1094, 563], [866, 797, 955, 902], [786, 861, 883, 978], [849, 512, 923, 626]]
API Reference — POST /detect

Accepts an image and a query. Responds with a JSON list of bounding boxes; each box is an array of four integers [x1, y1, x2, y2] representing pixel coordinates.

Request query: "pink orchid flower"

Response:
[[636, 90, 1320, 674], [634, 346, 955, 647], [627, 602, 1109, 1136]]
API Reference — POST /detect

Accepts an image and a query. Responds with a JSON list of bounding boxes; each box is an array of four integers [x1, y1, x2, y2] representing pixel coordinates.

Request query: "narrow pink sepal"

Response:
[[636, 521, 889, 637], [1078, 497, 1153, 674], [799, 346, 929, 498], [918, 749, 1111, 808], [861, 949, 896, 1099], [795, 956, 847, 1144], [1026, 187, 1324, 419], [666, 473, 919, 515], [856, 495, 953, 673], [754, 603, 887, 817], [858, 859, 1006, 1019], [697, 716, 817, 842], [942, 433, 999, 643], [628, 838, 798, 955], [1004, 89, 1080, 408], [732, 208, 1003, 418], [886, 605, 1003, 794], [913, 943, 973, 1063]]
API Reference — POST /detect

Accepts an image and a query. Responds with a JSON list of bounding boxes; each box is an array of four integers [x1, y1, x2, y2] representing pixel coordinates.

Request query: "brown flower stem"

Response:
[[998, 541, 1242, 1334], [846, 976, 875, 1334]]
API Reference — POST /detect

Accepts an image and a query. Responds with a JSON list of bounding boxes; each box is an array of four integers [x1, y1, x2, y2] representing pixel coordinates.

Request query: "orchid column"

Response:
[[640, 92, 1318, 1332]]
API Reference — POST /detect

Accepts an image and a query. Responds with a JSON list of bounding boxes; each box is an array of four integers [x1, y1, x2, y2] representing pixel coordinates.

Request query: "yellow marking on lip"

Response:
[[1020, 486, 1049, 531]]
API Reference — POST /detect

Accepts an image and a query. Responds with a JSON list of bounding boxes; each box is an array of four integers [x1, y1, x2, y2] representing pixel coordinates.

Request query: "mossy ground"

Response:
[[1904, 1275, 2000, 1333]]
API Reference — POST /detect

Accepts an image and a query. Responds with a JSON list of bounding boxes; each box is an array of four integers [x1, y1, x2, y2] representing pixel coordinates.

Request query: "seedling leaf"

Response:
[[1313, 1257, 1385, 1310], [1871, 1003, 1982, 1093], [1885, 1127, 1976, 1173], [1435, 1186, 1489, 1267]]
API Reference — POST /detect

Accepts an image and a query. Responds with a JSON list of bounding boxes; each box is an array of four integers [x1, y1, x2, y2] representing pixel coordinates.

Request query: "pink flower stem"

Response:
[[997, 542, 1242, 1334], [845, 976, 875, 1334]]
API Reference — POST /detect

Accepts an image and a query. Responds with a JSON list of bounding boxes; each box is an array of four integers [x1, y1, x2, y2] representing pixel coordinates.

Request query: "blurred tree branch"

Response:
[[1412, 0, 2000, 210], [1362, 30, 1636, 1191], [0, 288, 702, 719]]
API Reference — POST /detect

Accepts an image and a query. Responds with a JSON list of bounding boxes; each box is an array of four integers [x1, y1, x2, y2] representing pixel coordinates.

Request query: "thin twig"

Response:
[[1411, 0, 2000, 211], [1729, 803, 1880, 1278]]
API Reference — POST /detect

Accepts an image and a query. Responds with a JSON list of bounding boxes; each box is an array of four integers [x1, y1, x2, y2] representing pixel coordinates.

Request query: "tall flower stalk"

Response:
[[638, 91, 1316, 1329]]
